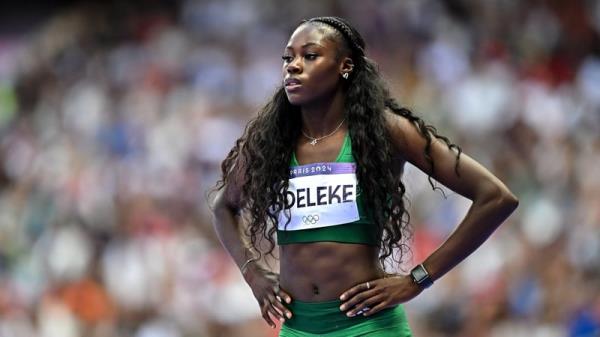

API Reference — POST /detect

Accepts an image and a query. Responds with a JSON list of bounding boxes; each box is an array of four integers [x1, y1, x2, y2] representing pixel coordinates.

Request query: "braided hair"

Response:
[[215, 16, 461, 269], [305, 17, 366, 62]]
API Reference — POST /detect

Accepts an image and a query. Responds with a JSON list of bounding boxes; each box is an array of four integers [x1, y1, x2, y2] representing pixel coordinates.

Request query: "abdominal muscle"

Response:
[[279, 242, 384, 302]]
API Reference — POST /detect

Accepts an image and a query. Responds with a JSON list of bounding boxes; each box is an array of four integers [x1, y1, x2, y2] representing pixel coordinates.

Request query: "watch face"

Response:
[[411, 264, 433, 289], [412, 266, 428, 282]]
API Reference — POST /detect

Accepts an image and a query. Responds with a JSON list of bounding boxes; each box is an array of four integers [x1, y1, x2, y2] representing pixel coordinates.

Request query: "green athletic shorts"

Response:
[[278, 299, 413, 337]]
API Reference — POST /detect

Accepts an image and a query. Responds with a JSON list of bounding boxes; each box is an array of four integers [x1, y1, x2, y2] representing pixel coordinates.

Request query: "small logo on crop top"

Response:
[[302, 214, 320, 225]]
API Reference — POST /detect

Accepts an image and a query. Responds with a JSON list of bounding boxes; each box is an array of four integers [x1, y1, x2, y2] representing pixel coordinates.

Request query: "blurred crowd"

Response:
[[0, 0, 599, 336]]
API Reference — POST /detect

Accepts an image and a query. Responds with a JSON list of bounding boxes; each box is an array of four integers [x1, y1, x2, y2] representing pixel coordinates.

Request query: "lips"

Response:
[[284, 77, 302, 88]]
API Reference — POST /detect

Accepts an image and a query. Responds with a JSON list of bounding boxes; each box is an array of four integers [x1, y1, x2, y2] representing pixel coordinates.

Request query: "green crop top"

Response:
[[276, 132, 377, 245]]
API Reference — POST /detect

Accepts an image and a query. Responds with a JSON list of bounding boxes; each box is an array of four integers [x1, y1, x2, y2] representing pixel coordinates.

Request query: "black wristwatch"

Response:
[[410, 263, 434, 289]]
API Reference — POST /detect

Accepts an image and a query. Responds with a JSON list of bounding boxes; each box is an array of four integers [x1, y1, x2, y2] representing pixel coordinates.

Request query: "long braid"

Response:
[[306, 16, 462, 265]]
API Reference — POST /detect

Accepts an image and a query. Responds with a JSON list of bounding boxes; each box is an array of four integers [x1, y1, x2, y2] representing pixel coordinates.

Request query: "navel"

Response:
[[312, 284, 320, 295]]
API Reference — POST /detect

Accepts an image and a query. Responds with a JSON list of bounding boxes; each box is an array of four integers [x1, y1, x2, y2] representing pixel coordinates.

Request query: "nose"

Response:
[[286, 57, 301, 74]]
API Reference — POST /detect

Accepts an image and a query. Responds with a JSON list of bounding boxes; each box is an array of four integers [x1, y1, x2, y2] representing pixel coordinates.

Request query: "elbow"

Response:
[[493, 185, 519, 214], [500, 189, 519, 213], [477, 182, 519, 213]]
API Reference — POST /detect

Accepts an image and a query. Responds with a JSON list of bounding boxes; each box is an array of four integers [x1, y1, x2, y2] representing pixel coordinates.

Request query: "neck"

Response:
[[300, 90, 346, 137]]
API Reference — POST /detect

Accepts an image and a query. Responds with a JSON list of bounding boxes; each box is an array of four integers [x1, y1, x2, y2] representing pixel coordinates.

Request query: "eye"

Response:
[[304, 53, 318, 60], [281, 55, 293, 63]]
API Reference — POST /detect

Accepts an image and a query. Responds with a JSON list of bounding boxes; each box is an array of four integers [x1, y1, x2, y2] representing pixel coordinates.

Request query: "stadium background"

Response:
[[0, 0, 599, 336]]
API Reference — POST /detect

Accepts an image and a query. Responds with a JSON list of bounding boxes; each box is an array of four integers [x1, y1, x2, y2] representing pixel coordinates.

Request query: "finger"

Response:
[[340, 288, 376, 312], [270, 294, 292, 319], [277, 288, 293, 304], [346, 295, 384, 317], [267, 294, 288, 321], [262, 310, 277, 328], [261, 300, 277, 328], [340, 280, 374, 301], [268, 307, 285, 324], [362, 301, 391, 317]]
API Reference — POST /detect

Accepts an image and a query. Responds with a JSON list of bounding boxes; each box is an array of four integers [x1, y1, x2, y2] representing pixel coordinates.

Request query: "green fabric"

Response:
[[277, 132, 377, 245], [279, 299, 413, 336], [277, 222, 378, 245]]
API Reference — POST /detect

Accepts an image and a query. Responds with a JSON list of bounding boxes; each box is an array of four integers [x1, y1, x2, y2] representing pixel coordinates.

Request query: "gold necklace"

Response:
[[301, 119, 345, 146]]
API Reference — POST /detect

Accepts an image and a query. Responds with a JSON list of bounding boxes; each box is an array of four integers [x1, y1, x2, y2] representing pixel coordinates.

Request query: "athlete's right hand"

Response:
[[243, 264, 293, 328]]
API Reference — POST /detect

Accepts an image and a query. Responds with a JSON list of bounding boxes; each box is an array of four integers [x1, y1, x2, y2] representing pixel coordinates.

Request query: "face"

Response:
[[282, 23, 350, 106]]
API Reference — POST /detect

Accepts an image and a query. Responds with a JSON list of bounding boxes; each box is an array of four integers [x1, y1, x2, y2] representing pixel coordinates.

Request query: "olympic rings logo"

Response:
[[302, 214, 320, 225]]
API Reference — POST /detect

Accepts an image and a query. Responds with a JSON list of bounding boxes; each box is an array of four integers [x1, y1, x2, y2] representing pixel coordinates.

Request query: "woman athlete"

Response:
[[211, 16, 518, 336]]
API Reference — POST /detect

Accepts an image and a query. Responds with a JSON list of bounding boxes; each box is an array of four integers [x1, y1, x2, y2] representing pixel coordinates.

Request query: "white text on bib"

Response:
[[278, 162, 359, 231]]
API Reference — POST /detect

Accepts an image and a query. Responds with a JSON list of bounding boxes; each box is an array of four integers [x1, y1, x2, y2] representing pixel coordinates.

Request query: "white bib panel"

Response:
[[278, 162, 359, 231]]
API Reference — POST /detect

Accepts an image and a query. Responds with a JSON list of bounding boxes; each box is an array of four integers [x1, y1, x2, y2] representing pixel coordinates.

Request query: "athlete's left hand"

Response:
[[338, 275, 422, 317]]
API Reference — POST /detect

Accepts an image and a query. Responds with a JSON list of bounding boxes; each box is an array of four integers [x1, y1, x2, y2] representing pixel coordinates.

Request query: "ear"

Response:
[[340, 56, 354, 75]]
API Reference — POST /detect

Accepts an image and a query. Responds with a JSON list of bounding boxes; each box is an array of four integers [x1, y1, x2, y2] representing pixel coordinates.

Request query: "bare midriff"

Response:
[[279, 242, 384, 301]]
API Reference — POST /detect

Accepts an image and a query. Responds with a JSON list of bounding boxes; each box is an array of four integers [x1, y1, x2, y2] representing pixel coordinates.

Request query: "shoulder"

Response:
[[382, 109, 428, 157], [220, 141, 250, 212]]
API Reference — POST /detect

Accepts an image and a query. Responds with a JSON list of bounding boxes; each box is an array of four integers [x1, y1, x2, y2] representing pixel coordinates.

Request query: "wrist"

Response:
[[240, 256, 258, 276], [410, 263, 434, 289], [242, 260, 266, 286]]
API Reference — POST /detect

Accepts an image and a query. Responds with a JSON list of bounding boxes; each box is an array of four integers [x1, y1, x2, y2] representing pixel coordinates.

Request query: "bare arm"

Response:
[[339, 112, 518, 317], [386, 112, 519, 281], [211, 187, 254, 273], [210, 159, 292, 328]]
